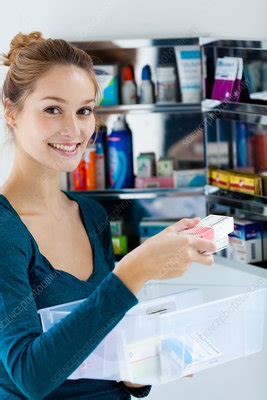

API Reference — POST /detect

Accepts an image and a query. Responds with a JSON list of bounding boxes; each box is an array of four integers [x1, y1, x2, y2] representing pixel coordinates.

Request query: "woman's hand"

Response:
[[114, 217, 217, 294], [122, 381, 147, 388]]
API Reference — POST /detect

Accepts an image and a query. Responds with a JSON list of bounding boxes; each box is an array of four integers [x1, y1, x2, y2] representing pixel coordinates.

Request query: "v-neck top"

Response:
[[0, 191, 151, 399]]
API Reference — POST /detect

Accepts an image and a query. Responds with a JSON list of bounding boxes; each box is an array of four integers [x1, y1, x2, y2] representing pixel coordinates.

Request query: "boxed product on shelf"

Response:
[[175, 46, 201, 103], [38, 282, 266, 384], [211, 57, 239, 101], [208, 168, 264, 196], [137, 153, 156, 178], [262, 223, 267, 263], [112, 235, 128, 255], [227, 219, 263, 263], [135, 176, 174, 189], [94, 65, 119, 106], [209, 168, 230, 189], [110, 220, 123, 237], [261, 173, 267, 196], [173, 169, 206, 188], [139, 219, 177, 243], [156, 158, 174, 177], [229, 170, 262, 195]]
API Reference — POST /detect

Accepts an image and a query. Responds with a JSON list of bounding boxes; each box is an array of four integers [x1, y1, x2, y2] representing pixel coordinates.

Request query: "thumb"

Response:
[[172, 217, 201, 233]]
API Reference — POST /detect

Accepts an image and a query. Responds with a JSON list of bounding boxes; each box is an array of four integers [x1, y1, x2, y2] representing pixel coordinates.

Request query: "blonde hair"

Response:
[[0, 31, 99, 140]]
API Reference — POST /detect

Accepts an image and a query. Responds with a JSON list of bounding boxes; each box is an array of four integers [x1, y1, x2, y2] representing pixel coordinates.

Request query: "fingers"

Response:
[[171, 217, 201, 233], [191, 237, 217, 254], [190, 247, 214, 266]]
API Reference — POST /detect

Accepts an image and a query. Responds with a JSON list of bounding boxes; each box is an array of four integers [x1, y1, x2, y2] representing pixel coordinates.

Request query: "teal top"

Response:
[[0, 191, 152, 399]]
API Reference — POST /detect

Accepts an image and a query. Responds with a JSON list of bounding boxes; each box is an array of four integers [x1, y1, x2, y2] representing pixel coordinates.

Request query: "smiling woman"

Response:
[[0, 31, 152, 399], [0, 31, 216, 400]]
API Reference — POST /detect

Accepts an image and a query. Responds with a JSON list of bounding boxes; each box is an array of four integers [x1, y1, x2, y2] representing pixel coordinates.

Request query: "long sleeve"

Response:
[[96, 202, 152, 398], [0, 221, 138, 400]]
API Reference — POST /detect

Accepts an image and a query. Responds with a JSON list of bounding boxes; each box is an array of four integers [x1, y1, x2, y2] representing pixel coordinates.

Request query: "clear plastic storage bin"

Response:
[[38, 282, 266, 384]]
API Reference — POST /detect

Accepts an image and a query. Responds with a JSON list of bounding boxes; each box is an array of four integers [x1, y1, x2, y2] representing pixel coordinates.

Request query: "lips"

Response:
[[48, 142, 82, 156]]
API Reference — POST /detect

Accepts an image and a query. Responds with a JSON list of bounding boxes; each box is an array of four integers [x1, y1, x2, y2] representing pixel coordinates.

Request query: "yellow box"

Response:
[[229, 172, 262, 195], [209, 168, 230, 189]]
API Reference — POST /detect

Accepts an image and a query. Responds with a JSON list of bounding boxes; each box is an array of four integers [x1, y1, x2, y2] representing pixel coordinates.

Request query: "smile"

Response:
[[48, 142, 82, 156]]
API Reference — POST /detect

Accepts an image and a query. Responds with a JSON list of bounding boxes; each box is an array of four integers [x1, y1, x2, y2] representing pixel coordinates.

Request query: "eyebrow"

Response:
[[41, 96, 95, 104]]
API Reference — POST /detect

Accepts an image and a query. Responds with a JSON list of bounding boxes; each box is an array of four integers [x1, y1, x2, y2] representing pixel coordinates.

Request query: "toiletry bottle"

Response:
[[235, 121, 248, 168], [121, 66, 137, 105], [84, 143, 97, 190], [73, 159, 86, 190], [95, 125, 107, 189], [140, 65, 155, 104], [107, 116, 134, 188], [156, 66, 177, 103]]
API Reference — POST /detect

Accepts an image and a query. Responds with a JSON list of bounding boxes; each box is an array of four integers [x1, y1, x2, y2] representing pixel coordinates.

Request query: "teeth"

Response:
[[49, 143, 78, 152]]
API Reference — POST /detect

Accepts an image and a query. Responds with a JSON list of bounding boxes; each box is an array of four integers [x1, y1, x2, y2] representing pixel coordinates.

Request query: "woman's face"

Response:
[[7, 64, 96, 172]]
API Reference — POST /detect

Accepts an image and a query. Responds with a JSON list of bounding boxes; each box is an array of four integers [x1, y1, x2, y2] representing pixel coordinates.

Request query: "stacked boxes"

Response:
[[227, 219, 263, 263]]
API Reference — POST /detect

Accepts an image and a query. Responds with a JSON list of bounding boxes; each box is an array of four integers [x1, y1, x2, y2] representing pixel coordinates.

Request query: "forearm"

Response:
[[2, 272, 138, 399]]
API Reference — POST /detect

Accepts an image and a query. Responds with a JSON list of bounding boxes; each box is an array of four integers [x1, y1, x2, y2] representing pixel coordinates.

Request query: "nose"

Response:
[[60, 113, 80, 138]]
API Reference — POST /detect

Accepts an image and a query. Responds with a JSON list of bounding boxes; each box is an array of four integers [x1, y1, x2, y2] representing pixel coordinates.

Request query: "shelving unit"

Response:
[[201, 39, 267, 268], [206, 185, 267, 219], [68, 187, 204, 200], [95, 103, 201, 115], [202, 100, 267, 124], [68, 37, 206, 255], [67, 37, 267, 267]]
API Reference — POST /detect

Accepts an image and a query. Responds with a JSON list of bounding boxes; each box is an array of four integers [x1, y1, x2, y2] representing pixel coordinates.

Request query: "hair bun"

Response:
[[3, 31, 45, 66]]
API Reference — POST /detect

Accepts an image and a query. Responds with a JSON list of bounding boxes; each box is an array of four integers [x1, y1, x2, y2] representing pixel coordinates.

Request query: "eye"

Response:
[[44, 107, 61, 114], [78, 107, 93, 116]]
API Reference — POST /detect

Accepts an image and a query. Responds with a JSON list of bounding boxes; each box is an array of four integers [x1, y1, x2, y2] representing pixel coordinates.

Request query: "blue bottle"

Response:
[[95, 125, 108, 189], [107, 116, 134, 189], [236, 121, 248, 168]]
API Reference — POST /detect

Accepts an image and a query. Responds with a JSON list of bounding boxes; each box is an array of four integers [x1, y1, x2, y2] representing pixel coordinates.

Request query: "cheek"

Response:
[[84, 116, 96, 138]]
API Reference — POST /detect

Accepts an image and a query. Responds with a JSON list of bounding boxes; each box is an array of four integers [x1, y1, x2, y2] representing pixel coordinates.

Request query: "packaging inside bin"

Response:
[[38, 282, 266, 384]]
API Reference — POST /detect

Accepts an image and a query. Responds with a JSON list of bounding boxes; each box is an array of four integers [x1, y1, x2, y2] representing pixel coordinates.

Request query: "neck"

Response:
[[1, 148, 67, 214]]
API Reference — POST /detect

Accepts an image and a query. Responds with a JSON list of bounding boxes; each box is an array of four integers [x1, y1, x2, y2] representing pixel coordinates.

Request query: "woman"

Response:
[[0, 32, 216, 399]]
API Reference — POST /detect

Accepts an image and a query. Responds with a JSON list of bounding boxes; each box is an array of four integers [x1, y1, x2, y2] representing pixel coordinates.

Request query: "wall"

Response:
[[0, 0, 266, 53]]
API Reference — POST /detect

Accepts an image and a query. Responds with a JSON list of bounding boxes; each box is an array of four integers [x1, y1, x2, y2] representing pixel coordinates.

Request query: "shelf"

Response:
[[71, 37, 200, 51], [95, 103, 201, 115], [200, 38, 267, 51], [67, 187, 205, 200], [202, 100, 267, 124], [206, 185, 267, 218]]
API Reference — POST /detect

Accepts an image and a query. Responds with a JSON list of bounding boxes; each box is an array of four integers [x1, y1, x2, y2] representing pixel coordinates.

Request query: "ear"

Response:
[[3, 98, 17, 130]]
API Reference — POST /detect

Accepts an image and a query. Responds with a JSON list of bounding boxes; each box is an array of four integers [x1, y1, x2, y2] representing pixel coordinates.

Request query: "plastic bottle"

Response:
[[84, 144, 97, 190], [140, 65, 155, 104], [121, 66, 137, 105], [235, 121, 248, 168], [107, 116, 134, 189], [73, 159, 86, 190], [95, 125, 107, 190], [156, 66, 177, 103]]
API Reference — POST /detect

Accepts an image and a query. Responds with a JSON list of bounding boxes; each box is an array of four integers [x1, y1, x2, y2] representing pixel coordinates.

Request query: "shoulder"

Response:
[[80, 196, 109, 235], [0, 198, 32, 257], [65, 191, 109, 232]]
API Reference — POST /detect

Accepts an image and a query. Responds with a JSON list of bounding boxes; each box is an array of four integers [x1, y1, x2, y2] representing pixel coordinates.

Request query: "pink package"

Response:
[[211, 58, 238, 101], [135, 176, 174, 189], [181, 226, 214, 240]]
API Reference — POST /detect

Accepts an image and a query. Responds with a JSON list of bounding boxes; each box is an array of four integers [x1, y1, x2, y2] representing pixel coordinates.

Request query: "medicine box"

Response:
[[38, 282, 266, 385], [228, 219, 263, 263], [139, 219, 176, 243], [180, 215, 234, 252], [93, 65, 119, 106]]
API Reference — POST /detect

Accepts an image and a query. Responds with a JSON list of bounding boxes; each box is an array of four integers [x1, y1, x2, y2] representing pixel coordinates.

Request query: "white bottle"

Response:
[[140, 65, 155, 104], [121, 66, 137, 105], [156, 66, 177, 103]]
